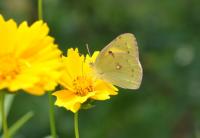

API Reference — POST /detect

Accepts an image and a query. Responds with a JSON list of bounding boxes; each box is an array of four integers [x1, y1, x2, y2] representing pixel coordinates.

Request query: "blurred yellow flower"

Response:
[[53, 48, 118, 113], [0, 15, 62, 95]]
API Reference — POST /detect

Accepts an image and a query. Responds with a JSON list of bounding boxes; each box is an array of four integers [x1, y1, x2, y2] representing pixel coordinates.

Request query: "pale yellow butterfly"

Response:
[[91, 33, 143, 89]]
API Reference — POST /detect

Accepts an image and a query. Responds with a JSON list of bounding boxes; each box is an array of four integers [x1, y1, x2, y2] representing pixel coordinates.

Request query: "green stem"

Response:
[[48, 92, 57, 138], [37, 0, 57, 137], [74, 112, 80, 138], [0, 92, 9, 138], [38, 0, 43, 20]]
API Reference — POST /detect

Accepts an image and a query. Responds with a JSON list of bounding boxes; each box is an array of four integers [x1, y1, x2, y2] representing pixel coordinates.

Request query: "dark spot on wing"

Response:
[[100, 72, 104, 75], [131, 69, 134, 77], [116, 63, 122, 70], [125, 42, 131, 54], [108, 50, 115, 57]]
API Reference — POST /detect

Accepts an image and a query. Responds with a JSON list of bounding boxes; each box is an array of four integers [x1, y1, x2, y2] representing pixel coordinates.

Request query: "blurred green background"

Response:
[[1, 0, 200, 138]]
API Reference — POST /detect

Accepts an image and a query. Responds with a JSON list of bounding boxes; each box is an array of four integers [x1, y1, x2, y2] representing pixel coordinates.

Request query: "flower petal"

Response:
[[53, 89, 96, 112], [0, 15, 62, 95]]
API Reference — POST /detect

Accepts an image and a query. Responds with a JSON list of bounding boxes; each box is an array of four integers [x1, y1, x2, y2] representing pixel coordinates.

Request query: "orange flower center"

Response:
[[0, 54, 29, 81], [73, 76, 94, 96]]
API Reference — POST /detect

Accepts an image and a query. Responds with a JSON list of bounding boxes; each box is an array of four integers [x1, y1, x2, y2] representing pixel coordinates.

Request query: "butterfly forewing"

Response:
[[93, 33, 143, 89]]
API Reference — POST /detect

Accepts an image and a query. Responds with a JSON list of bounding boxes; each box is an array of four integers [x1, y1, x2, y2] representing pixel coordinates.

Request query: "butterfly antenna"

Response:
[[86, 43, 91, 57]]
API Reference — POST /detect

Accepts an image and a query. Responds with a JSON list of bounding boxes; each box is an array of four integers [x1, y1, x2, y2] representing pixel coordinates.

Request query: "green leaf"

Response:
[[9, 111, 34, 137], [81, 103, 96, 110], [0, 93, 15, 130]]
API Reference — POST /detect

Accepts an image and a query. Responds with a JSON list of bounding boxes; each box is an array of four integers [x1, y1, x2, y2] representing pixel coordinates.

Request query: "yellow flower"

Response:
[[53, 48, 118, 113], [0, 15, 62, 95]]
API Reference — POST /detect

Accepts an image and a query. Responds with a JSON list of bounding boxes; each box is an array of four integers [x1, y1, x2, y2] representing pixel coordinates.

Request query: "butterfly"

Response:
[[91, 33, 143, 89]]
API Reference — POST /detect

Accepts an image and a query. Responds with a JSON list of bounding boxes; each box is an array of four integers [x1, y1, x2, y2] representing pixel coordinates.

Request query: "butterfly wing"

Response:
[[93, 33, 143, 89]]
